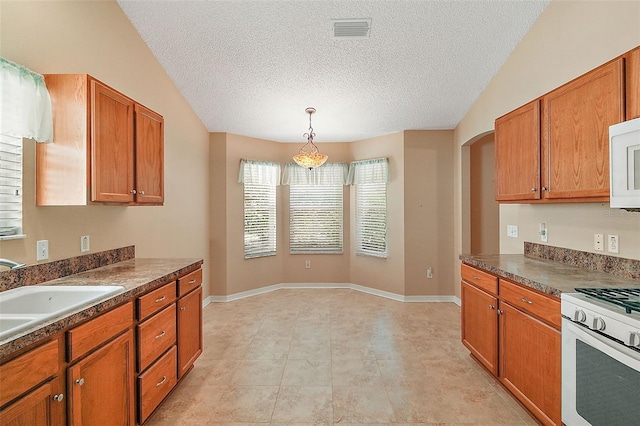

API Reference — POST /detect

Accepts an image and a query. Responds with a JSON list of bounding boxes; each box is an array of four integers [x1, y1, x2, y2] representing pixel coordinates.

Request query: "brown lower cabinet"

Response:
[[461, 263, 561, 426], [68, 330, 136, 425], [0, 267, 203, 425]]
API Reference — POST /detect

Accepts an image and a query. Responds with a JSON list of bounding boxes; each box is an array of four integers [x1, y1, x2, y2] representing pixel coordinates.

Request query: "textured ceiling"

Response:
[[117, 0, 549, 143]]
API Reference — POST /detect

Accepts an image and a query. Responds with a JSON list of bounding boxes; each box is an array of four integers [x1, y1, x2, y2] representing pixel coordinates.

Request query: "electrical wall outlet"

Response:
[[608, 235, 619, 253], [305, 260, 311, 269], [80, 235, 90, 253], [507, 225, 518, 238], [594, 233, 604, 251], [426, 267, 433, 279], [37, 240, 49, 261], [539, 223, 548, 242]]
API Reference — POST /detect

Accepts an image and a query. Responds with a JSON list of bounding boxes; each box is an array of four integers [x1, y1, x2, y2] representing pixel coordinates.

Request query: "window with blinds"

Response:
[[289, 184, 343, 254], [240, 159, 280, 259], [355, 182, 387, 257], [0, 135, 23, 237], [349, 158, 388, 258]]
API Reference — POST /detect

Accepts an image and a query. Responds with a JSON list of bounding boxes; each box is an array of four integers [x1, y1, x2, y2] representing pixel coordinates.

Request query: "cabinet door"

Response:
[[0, 382, 53, 426], [494, 100, 541, 201], [542, 59, 624, 200], [134, 104, 164, 204], [626, 47, 640, 120], [68, 330, 135, 426], [90, 80, 135, 203], [461, 281, 498, 375], [177, 286, 202, 379], [499, 302, 561, 426]]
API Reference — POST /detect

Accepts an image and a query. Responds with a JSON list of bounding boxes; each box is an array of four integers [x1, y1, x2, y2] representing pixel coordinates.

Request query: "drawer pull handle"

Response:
[[155, 330, 166, 339], [189, 279, 197, 284], [520, 297, 533, 305], [53, 393, 64, 402], [75, 378, 85, 386], [472, 275, 480, 280], [155, 296, 166, 303], [489, 305, 495, 310], [156, 375, 167, 387], [181, 306, 186, 311]]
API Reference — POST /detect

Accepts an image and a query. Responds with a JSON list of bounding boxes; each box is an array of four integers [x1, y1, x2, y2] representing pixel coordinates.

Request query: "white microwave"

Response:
[[609, 117, 640, 209]]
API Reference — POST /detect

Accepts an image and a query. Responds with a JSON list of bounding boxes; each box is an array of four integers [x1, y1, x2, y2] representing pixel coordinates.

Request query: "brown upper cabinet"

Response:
[[495, 100, 541, 201], [494, 46, 637, 203], [37, 75, 164, 206], [626, 47, 640, 120]]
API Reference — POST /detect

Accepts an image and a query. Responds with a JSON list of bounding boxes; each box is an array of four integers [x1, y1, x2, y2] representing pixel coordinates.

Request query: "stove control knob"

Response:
[[573, 309, 586, 323], [590, 316, 606, 331], [625, 331, 640, 348]]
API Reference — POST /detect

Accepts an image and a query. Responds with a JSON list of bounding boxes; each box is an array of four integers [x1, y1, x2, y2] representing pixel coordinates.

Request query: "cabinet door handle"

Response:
[[75, 378, 85, 386], [156, 375, 167, 387], [130, 189, 137, 194], [497, 309, 504, 315], [531, 187, 537, 192], [541, 186, 548, 191], [139, 190, 145, 195], [155, 295, 166, 303], [489, 305, 495, 310], [520, 297, 533, 305], [53, 393, 64, 402], [155, 330, 166, 339], [180, 306, 186, 311], [189, 279, 197, 284]]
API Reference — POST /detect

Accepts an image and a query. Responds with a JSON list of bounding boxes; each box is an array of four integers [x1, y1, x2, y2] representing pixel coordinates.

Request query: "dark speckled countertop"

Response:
[[459, 253, 640, 298], [0, 258, 202, 358]]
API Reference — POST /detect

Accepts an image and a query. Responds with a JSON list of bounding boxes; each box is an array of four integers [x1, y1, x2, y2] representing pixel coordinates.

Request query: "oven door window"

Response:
[[575, 340, 640, 425]]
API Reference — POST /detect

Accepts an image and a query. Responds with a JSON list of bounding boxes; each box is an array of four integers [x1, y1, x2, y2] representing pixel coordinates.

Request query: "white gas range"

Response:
[[561, 288, 640, 426]]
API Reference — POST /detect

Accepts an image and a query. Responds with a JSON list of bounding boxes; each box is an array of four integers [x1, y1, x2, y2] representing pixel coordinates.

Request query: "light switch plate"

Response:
[[507, 225, 518, 238], [37, 240, 49, 261]]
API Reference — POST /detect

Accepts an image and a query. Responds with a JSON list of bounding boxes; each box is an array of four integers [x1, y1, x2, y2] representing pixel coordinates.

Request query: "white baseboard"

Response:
[[203, 283, 460, 306]]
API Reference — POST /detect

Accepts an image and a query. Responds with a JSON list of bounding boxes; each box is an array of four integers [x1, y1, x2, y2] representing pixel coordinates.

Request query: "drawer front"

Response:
[[67, 302, 133, 362], [138, 345, 177, 424], [177, 268, 202, 297], [0, 339, 59, 407], [138, 282, 176, 321], [137, 304, 176, 372], [499, 279, 561, 329], [461, 263, 498, 295]]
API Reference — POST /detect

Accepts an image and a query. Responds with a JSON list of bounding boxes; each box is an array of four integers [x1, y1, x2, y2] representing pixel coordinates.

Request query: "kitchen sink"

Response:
[[0, 285, 124, 341]]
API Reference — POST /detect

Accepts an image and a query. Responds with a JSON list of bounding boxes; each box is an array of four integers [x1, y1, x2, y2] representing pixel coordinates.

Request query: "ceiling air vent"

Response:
[[331, 19, 371, 39]]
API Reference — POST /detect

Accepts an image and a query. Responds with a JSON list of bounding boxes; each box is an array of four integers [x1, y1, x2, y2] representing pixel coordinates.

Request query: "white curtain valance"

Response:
[[282, 162, 348, 186], [0, 57, 53, 143], [238, 159, 281, 185], [347, 158, 389, 185]]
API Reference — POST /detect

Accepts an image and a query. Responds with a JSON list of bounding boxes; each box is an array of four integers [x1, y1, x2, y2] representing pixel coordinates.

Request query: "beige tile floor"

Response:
[[148, 289, 538, 425]]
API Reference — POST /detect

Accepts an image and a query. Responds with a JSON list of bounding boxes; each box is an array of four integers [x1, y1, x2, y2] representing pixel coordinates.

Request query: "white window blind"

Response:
[[285, 162, 347, 254], [349, 158, 388, 258], [239, 159, 280, 259], [0, 134, 22, 236]]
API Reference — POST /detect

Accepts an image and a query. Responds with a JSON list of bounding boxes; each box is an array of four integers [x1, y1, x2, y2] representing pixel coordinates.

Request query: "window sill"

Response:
[[0, 234, 26, 241]]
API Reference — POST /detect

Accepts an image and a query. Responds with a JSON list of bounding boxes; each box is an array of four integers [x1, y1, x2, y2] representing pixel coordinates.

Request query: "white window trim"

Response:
[[349, 158, 389, 258], [239, 159, 280, 259]]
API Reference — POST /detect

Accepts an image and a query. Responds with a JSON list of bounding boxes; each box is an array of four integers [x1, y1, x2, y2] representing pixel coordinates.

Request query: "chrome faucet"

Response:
[[0, 258, 25, 270]]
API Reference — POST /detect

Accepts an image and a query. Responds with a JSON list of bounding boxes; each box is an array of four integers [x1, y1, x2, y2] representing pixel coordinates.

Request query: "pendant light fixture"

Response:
[[292, 107, 328, 170]]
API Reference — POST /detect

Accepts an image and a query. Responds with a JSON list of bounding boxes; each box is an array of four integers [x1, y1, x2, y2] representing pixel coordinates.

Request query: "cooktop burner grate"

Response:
[[575, 288, 640, 314]]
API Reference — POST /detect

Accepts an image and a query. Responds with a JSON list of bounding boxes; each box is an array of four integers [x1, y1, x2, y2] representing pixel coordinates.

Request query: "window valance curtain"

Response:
[[347, 158, 389, 185], [238, 159, 281, 185], [282, 162, 348, 186], [0, 57, 53, 143]]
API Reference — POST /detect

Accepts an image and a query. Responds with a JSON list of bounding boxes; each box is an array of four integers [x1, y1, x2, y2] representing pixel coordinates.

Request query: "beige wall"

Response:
[[0, 1, 211, 295], [454, 0, 640, 297], [404, 131, 455, 296], [470, 134, 499, 254]]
